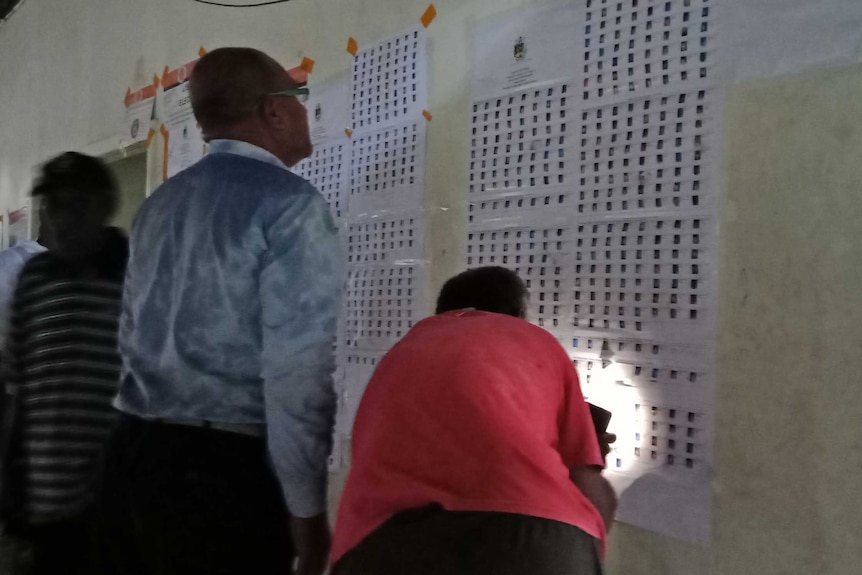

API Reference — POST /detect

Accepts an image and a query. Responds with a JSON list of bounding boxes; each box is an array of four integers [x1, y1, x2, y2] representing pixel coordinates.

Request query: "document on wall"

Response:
[[162, 79, 206, 179], [293, 77, 352, 221], [471, 2, 583, 101], [467, 2, 583, 338], [349, 25, 429, 134], [468, 1, 722, 545], [122, 79, 158, 146], [293, 79, 354, 439], [338, 22, 430, 440], [307, 77, 350, 146]]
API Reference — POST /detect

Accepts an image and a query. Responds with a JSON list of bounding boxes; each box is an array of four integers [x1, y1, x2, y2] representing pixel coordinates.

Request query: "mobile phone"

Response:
[[588, 402, 612, 435]]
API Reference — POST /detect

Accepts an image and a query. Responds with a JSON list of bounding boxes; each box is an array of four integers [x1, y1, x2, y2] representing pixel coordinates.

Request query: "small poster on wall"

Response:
[[160, 54, 207, 179], [123, 77, 159, 147]]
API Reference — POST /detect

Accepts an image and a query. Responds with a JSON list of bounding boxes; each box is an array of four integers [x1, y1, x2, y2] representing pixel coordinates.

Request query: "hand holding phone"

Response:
[[588, 403, 615, 460]]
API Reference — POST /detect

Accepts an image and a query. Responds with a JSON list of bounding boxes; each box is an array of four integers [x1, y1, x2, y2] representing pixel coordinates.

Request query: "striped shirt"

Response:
[[7, 229, 127, 522]]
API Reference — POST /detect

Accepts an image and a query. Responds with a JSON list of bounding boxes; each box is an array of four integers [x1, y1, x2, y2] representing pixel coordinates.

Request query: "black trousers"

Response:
[[13, 513, 96, 575], [333, 505, 603, 575], [96, 414, 291, 575]]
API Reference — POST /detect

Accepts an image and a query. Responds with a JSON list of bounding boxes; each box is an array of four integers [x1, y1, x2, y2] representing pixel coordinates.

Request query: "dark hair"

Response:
[[190, 47, 285, 137], [435, 266, 528, 318], [32, 152, 118, 217]]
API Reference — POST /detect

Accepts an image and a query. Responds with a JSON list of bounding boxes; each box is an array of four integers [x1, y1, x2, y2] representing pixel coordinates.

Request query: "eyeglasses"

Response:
[[268, 86, 310, 103]]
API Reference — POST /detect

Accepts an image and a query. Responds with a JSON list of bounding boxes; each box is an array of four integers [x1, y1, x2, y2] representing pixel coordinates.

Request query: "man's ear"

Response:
[[261, 96, 289, 129], [259, 96, 276, 121]]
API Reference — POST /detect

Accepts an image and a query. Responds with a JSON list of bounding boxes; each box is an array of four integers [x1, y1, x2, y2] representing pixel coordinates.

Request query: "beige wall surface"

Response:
[[716, 63, 862, 575], [2, 1, 861, 574], [108, 150, 148, 232]]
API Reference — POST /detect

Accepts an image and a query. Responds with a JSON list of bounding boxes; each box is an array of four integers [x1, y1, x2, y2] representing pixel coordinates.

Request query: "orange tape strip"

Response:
[[421, 4, 437, 28], [198, 46, 207, 57], [161, 66, 172, 87], [345, 128, 353, 138], [300, 57, 315, 73], [160, 125, 170, 181], [422, 110, 432, 122], [126, 80, 160, 108], [141, 83, 157, 99], [162, 59, 199, 89], [347, 37, 358, 56], [9, 209, 26, 224], [145, 128, 156, 148]]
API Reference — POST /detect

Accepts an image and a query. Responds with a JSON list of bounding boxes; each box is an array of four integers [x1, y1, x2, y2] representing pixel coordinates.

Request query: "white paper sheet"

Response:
[[345, 262, 424, 339], [293, 81, 354, 450], [295, 138, 351, 220], [292, 79, 352, 222], [123, 96, 155, 145], [468, 81, 578, 200], [340, 349, 385, 435], [328, 426, 344, 472], [350, 26, 429, 133], [348, 120, 427, 217], [471, 2, 583, 101], [467, 218, 574, 338], [307, 77, 351, 147], [334, 23, 431, 440], [162, 81, 206, 178], [468, 0, 722, 544]]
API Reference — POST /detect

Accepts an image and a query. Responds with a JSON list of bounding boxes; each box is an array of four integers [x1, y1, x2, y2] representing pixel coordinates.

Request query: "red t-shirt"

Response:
[[331, 310, 606, 563]]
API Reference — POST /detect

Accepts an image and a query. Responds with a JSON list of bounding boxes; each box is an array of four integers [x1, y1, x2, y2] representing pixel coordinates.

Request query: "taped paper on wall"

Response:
[[467, 0, 722, 544], [162, 79, 206, 179], [123, 82, 157, 146]]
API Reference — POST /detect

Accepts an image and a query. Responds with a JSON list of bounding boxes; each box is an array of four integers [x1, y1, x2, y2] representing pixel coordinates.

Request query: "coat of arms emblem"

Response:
[[514, 36, 526, 60]]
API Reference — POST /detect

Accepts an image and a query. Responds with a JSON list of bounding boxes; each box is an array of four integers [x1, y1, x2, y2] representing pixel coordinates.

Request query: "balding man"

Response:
[[100, 47, 341, 575]]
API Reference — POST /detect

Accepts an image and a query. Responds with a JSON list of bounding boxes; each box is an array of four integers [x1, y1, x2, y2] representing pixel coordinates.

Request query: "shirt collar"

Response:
[[207, 139, 290, 172]]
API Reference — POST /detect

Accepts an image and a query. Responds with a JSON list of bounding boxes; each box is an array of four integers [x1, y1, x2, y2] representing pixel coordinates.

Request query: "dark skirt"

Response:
[[333, 504, 603, 575]]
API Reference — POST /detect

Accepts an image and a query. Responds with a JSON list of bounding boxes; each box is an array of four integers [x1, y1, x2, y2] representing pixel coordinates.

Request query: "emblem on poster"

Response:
[[514, 36, 526, 61]]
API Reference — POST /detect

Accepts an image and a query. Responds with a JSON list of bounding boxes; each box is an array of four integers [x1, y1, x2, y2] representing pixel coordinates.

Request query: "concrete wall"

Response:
[[714, 63, 862, 575]]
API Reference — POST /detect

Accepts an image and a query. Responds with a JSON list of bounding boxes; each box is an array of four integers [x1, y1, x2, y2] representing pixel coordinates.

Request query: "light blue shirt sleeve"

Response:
[[0, 241, 47, 351], [260, 187, 342, 517]]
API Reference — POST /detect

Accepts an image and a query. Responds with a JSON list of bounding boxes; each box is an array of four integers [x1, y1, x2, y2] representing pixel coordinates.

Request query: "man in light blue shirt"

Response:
[[101, 47, 341, 575]]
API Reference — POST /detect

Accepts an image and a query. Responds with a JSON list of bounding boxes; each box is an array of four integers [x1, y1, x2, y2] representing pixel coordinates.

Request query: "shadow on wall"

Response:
[[0, 0, 24, 22], [108, 151, 148, 233]]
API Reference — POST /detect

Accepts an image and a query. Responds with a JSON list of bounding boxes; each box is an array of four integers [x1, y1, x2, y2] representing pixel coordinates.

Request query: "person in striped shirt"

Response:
[[3, 152, 126, 575]]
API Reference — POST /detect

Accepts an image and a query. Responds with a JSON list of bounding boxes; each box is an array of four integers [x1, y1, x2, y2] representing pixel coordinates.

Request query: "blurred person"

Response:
[[0, 209, 47, 575], [0, 152, 126, 575], [101, 47, 341, 575], [0, 233, 46, 353], [0, 206, 49, 438], [331, 266, 617, 575]]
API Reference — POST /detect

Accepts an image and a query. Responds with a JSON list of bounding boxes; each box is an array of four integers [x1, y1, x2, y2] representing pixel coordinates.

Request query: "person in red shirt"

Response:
[[331, 266, 617, 575]]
